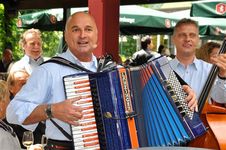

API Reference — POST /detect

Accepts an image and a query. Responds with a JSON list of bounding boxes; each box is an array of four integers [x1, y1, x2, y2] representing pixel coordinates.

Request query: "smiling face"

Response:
[[64, 12, 98, 62], [173, 21, 200, 58], [23, 33, 42, 60], [20, 29, 43, 60]]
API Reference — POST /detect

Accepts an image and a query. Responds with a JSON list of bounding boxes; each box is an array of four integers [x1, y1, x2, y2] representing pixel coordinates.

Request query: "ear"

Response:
[[64, 31, 68, 43], [22, 43, 26, 50], [197, 36, 200, 43]]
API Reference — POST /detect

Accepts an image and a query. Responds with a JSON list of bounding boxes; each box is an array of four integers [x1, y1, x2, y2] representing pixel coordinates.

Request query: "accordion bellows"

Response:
[[136, 56, 206, 146], [63, 56, 206, 149]]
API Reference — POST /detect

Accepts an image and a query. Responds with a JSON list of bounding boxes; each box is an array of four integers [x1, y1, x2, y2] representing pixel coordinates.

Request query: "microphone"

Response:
[[92, 43, 98, 49]]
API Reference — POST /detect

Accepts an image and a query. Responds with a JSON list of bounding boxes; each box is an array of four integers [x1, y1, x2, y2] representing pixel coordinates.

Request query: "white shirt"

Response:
[[10, 55, 44, 74]]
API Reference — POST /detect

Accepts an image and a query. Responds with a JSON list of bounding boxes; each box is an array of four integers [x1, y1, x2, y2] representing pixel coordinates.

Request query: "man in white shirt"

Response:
[[10, 29, 44, 75]]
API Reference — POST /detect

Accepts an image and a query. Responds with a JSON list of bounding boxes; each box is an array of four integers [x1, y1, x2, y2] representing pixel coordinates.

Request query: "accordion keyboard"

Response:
[[64, 75, 100, 150]]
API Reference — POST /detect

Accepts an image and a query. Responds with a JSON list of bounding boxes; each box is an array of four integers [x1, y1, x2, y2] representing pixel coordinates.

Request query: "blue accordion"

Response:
[[63, 56, 206, 149]]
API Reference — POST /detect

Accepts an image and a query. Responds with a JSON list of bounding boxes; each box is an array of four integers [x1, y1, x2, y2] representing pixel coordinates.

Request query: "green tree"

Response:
[[1, 4, 22, 60], [42, 31, 63, 57], [119, 36, 137, 61], [0, 4, 6, 53]]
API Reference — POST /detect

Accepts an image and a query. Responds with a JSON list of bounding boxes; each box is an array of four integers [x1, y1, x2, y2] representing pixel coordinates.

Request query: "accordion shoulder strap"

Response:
[[42, 55, 117, 72], [41, 56, 92, 72], [50, 119, 72, 140]]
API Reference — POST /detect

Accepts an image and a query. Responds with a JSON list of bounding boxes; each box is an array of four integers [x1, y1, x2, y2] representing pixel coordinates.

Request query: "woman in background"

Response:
[[196, 41, 226, 107], [0, 80, 21, 150], [196, 41, 220, 64]]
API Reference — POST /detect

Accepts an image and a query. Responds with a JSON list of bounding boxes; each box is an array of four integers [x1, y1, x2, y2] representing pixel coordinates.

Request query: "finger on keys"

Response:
[[183, 85, 196, 101], [70, 96, 82, 104], [69, 120, 80, 126], [183, 85, 191, 101]]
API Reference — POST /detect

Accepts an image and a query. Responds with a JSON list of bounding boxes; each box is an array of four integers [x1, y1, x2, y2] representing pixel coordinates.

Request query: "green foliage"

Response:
[[119, 36, 137, 59], [0, 4, 6, 53], [41, 31, 63, 57]]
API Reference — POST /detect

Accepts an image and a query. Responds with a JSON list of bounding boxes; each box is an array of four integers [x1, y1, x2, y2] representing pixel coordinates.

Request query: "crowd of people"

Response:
[[0, 11, 226, 150]]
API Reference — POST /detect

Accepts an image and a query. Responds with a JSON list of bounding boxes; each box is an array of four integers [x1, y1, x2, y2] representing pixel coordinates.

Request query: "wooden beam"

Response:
[[6, 0, 88, 10], [89, 0, 120, 62]]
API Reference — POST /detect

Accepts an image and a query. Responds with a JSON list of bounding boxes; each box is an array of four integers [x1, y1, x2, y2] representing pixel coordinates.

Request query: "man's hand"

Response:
[[183, 85, 198, 112], [211, 53, 226, 78], [51, 96, 83, 126]]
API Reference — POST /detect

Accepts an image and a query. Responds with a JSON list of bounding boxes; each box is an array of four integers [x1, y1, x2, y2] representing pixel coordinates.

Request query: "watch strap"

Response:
[[45, 104, 53, 118]]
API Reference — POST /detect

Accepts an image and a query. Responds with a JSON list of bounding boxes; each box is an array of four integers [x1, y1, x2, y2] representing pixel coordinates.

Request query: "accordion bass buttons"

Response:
[[164, 81, 186, 117], [165, 82, 177, 101]]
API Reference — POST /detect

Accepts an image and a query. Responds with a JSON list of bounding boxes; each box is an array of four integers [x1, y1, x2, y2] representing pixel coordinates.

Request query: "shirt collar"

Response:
[[171, 57, 199, 70], [24, 55, 44, 65], [193, 58, 200, 70], [66, 49, 98, 70]]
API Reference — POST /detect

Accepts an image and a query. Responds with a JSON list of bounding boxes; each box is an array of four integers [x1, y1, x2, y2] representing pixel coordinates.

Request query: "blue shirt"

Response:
[[6, 50, 98, 141], [170, 57, 226, 103]]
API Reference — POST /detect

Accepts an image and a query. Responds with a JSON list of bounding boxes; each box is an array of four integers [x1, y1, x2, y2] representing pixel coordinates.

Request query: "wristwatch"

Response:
[[45, 104, 53, 119]]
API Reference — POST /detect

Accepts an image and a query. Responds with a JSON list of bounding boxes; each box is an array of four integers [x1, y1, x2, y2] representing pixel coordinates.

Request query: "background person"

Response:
[[0, 80, 21, 150], [160, 47, 171, 59], [196, 41, 221, 64], [157, 44, 165, 54], [7, 69, 30, 99], [131, 36, 160, 66], [169, 18, 226, 105], [10, 28, 45, 75], [0, 47, 13, 72]]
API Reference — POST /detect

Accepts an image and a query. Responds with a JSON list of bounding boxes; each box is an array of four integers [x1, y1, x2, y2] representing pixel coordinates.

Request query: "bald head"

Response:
[[65, 12, 97, 32], [64, 12, 98, 62]]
